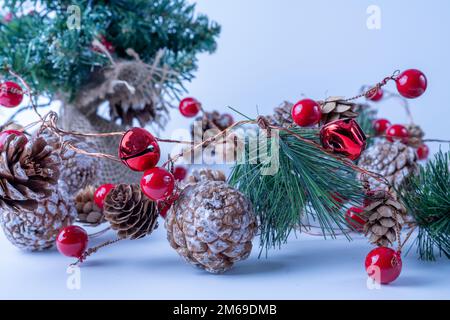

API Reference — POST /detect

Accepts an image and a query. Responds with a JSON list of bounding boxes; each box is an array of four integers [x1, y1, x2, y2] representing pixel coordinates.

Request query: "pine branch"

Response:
[[399, 150, 450, 261], [229, 126, 365, 252]]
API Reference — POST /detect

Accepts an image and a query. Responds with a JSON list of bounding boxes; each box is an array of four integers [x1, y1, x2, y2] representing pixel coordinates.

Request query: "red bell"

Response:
[[119, 128, 161, 172], [320, 119, 367, 161]]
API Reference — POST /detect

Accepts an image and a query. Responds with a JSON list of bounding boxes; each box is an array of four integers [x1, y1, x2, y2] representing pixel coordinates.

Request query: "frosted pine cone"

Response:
[[358, 140, 418, 190], [266, 101, 294, 128], [320, 97, 359, 125], [75, 185, 104, 225], [186, 168, 226, 184], [406, 124, 425, 148], [104, 184, 159, 240], [362, 193, 407, 247], [166, 179, 258, 274]]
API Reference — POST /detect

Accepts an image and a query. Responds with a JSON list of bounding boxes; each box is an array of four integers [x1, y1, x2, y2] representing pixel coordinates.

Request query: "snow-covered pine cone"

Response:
[[358, 140, 418, 190], [74, 185, 104, 225], [266, 101, 294, 128], [186, 168, 226, 185], [166, 172, 258, 274], [0, 134, 76, 250], [406, 124, 425, 148]]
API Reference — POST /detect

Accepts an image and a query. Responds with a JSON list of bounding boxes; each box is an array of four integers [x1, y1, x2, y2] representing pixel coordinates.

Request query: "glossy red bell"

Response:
[[365, 247, 402, 284], [396, 69, 427, 99], [320, 119, 367, 161], [119, 128, 161, 172], [291, 99, 322, 127], [179, 97, 201, 118], [56, 226, 89, 258], [345, 207, 366, 232], [0, 130, 27, 151], [386, 124, 409, 144], [0, 81, 24, 108], [417, 144, 429, 160], [367, 88, 384, 102], [141, 167, 175, 201], [373, 119, 391, 136], [94, 184, 115, 209]]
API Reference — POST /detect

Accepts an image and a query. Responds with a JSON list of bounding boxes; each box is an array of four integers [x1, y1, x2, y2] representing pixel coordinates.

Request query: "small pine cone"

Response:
[[191, 111, 234, 142], [320, 97, 359, 125], [0, 184, 76, 251], [358, 140, 418, 190], [104, 184, 159, 240], [186, 169, 227, 184], [74, 186, 104, 225], [362, 194, 407, 247], [166, 180, 258, 274], [266, 101, 294, 128], [406, 124, 425, 148]]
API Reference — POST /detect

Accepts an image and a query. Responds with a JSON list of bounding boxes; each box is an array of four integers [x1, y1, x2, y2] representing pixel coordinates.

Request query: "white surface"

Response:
[[1, 226, 449, 300]]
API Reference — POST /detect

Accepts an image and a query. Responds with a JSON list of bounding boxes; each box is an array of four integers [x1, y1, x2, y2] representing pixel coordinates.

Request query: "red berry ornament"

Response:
[[173, 166, 188, 182], [179, 97, 201, 118], [56, 226, 89, 258], [291, 99, 322, 127], [365, 247, 402, 284], [141, 167, 175, 201], [158, 194, 180, 218], [345, 207, 366, 232], [0, 130, 27, 151], [417, 144, 430, 160], [386, 124, 409, 144], [0, 81, 24, 108], [119, 128, 161, 172], [94, 184, 115, 209], [367, 88, 384, 102], [373, 119, 391, 136], [396, 69, 427, 99]]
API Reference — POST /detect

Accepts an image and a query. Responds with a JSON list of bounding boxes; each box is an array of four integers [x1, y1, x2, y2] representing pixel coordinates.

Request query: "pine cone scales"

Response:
[[406, 124, 425, 148], [166, 177, 258, 274], [186, 168, 226, 184], [104, 184, 158, 240], [362, 196, 407, 247], [358, 140, 418, 190], [0, 134, 60, 206], [320, 97, 358, 124], [266, 101, 294, 127], [75, 186, 103, 225]]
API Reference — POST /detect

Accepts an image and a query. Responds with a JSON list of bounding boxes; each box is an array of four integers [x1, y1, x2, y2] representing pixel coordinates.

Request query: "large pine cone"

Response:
[[362, 193, 407, 247], [74, 185, 104, 225], [266, 101, 294, 128], [320, 97, 358, 125], [406, 124, 425, 148], [358, 140, 418, 190], [166, 177, 258, 274], [1, 183, 76, 251], [104, 184, 159, 240]]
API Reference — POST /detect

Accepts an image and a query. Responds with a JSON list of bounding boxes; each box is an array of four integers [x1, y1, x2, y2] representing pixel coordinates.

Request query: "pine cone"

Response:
[[39, 130, 99, 195], [75, 185, 104, 225], [362, 193, 407, 247], [166, 179, 258, 274], [186, 169, 227, 184], [191, 111, 234, 142], [104, 184, 159, 240], [320, 97, 359, 125], [358, 140, 418, 190], [266, 101, 294, 127], [406, 124, 425, 148]]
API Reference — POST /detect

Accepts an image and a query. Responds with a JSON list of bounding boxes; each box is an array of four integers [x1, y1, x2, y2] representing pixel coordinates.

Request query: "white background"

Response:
[[1, 0, 450, 299]]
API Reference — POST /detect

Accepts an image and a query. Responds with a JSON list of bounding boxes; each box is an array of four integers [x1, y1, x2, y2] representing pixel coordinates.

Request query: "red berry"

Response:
[[173, 166, 188, 182], [119, 128, 161, 172], [56, 226, 89, 258], [367, 88, 384, 102], [417, 144, 429, 160], [386, 124, 409, 144], [141, 167, 175, 201], [0, 130, 27, 151], [93, 35, 115, 53], [345, 207, 366, 232], [291, 99, 322, 127], [179, 97, 201, 118], [94, 184, 115, 209], [396, 69, 427, 99], [373, 119, 391, 136], [158, 193, 179, 218], [365, 247, 402, 284], [0, 81, 24, 108]]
